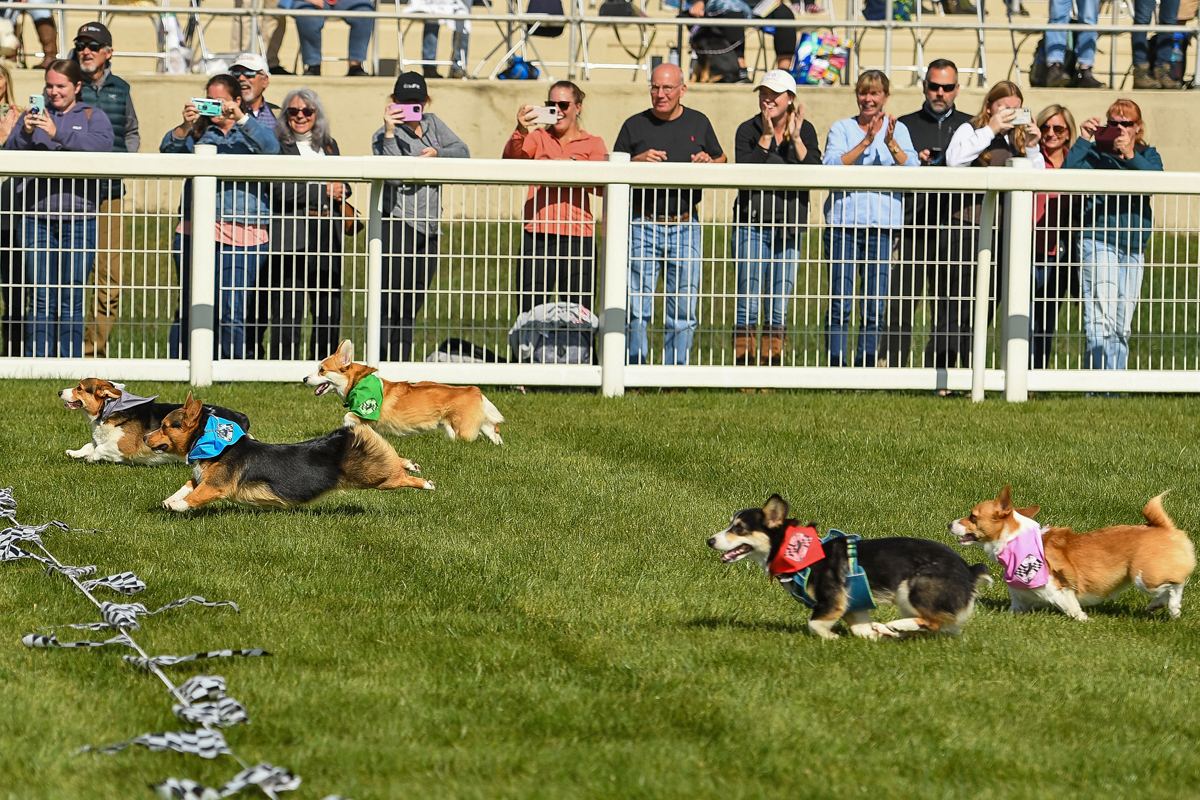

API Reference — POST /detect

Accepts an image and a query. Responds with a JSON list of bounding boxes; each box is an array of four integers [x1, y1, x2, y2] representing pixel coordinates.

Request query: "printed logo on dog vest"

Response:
[[769, 525, 824, 577], [216, 422, 236, 442], [1013, 553, 1044, 584]]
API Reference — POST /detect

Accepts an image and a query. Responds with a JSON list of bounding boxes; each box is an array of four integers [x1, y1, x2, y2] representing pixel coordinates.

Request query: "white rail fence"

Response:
[[1, 149, 1198, 401]]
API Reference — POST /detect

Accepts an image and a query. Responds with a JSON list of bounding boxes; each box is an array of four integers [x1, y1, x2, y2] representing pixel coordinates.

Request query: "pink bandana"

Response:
[[997, 519, 1049, 589]]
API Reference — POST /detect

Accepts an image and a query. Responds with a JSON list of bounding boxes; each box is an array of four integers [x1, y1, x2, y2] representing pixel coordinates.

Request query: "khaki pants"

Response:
[[83, 198, 122, 358], [232, 0, 286, 68]]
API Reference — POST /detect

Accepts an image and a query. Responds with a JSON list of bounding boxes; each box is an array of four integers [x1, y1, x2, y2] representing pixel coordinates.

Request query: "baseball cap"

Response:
[[393, 71, 427, 103], [75, 22, 112, 47], [755, 69, 797, 95], [231, 53, 269, 74]]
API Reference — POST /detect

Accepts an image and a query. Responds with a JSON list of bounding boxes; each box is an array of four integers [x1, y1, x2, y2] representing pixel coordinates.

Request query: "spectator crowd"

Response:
[[0, 20, 1169, 376]]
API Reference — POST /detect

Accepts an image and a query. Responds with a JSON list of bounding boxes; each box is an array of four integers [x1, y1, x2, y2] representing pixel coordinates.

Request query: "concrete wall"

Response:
[[9, 72, 1198, 170]]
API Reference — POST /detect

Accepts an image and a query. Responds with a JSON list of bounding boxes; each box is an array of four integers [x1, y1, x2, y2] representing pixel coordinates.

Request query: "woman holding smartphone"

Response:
[[1064, 99, 1163, 372], [503, 80, 607, 317], [4, 59, 113, 358], [160, 73, 279, 360], [371, 72, 469, 362]]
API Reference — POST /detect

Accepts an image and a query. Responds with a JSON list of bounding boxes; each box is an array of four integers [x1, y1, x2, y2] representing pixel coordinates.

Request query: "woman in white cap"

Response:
[[731, 69, 820, 366]]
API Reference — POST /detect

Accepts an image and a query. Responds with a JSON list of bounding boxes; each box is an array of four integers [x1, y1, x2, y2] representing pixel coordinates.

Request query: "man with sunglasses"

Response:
[[73, 22, 141, 357], [230, 53, 279, 127], [882, 59, 973, 369]]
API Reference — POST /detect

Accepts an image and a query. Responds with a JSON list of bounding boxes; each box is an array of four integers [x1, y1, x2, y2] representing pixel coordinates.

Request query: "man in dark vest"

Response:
[[74, 21, 141, 358]]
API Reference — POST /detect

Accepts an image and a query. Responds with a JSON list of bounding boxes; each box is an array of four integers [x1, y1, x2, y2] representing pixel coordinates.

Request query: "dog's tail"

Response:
[[1143, 492, 1175, 529], [970, 563, 994, 589], [480, 395, 504, 445]]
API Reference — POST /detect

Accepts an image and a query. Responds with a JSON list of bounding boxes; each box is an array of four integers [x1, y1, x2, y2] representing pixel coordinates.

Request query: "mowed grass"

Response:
[[2, 382, 1200, 799]]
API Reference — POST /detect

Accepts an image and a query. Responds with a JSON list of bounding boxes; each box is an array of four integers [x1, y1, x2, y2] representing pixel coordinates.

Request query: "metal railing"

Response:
[[2, 148, 1199, 401], [5, 0, 1200, 87]]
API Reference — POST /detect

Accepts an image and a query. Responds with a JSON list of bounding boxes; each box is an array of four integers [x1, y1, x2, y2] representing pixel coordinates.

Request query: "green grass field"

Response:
[[3, 382, 1200, 799]]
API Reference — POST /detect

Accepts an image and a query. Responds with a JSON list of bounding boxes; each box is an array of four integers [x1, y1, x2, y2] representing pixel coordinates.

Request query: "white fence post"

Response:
[[971, 189, 998, 403], [1003, 159, 1035, 403], [366, 179, 384, 368], [189, 144, 218, 388], [601, 152, 631, 398]]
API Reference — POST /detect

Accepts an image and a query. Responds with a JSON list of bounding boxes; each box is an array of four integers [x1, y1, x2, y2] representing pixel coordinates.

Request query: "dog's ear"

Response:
[[1015, 505, 1041, 518], [763, 494, 789, 528], [182, 393, 203, 428], [337, 339, 355, 367], [996, 485, 1013, 514], [98, 383, 122, 400]]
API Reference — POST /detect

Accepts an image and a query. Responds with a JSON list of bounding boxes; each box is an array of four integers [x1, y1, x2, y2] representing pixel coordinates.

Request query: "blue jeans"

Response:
[[1047, 0, 1098, 67], [169, 233, 269, 360], [290, 0, 375, 67], [1132, 0, 1179, 66], [628, 217, 703, 365], [422, 22, 469, 71], [735, 226, 797, 328], [1079, 237, 1144, 370], [825, 227, 892, 367], [23, 216, 96, 358]]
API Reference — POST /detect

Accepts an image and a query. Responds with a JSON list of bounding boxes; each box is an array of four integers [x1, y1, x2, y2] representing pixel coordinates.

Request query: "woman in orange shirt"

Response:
[[502, 81, 608, 313]]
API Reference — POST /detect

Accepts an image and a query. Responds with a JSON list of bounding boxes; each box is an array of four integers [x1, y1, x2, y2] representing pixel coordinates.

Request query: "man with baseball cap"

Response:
[[230, 52, 279, 126], [74, 21, 142, 357]]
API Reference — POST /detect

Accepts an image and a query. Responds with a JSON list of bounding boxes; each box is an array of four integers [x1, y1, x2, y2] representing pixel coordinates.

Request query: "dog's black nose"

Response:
[[706, 536, 716, 547]]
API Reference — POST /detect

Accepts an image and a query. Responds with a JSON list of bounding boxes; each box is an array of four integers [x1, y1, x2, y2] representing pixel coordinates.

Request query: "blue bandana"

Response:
[[187, 415, 247, 463]]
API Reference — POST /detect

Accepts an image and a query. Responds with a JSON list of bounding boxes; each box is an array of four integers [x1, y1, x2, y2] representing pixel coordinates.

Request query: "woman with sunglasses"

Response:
[[4, 59, 114, 358], [1031, 105, 1080, 369], [1064, 99, 1163, 372], [503, 81, 607, 318], [264, 88, 347, 360]]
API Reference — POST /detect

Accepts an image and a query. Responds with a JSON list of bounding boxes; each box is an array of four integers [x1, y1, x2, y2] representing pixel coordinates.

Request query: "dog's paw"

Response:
[[66, 448, 87, 459], [164, 498, 191, 512], [422, 480, 435, 491], [405, 461, 421, 474], [873, 622, 901, 639]]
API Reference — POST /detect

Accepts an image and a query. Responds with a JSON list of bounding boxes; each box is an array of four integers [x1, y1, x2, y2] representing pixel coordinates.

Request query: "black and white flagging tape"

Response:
[[0, 487, 351, 800]]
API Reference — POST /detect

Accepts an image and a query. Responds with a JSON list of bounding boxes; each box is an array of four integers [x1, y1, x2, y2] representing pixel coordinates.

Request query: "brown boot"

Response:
[[759, 326, 785, 366], [733, 325, 756, 366], [34, 18, 58, 69], [1133, 63, 1161, 89], [1154, 64, 1182, 90]]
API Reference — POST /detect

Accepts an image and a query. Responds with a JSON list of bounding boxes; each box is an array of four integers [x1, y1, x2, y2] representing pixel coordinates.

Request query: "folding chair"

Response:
[[580, 0, 657, 80], [473, 0, 559, 78]]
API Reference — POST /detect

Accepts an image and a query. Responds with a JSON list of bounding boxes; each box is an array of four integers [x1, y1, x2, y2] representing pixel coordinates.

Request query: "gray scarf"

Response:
[[98, 385, 158, 421]]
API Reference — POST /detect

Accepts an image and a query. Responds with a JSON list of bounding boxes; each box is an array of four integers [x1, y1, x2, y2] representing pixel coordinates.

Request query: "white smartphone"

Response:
[[530, 105, 560, 125], [1011, 107, 1032, 126]]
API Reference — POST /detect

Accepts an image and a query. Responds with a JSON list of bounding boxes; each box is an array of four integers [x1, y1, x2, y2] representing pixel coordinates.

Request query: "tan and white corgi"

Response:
[[951, 486, 1195, 620], [303, 339, 504, 444]]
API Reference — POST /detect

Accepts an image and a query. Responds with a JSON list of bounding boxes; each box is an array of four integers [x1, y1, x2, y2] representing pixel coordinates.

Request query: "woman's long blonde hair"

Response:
[[0, 63, 13, 106], [970, 80, 1025, 164]]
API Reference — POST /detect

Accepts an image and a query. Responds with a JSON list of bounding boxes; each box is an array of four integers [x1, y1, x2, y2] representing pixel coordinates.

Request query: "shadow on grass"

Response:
[[147, 503, 376, 518], [686, 615, 808, 634]]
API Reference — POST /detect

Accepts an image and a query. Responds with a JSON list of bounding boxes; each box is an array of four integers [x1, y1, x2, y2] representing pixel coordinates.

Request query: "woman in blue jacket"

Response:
[[4, 60, 114, 358], [160, 73, 279, 360], [1063, 98, 1163, 371], [822, 70, 918, 368]]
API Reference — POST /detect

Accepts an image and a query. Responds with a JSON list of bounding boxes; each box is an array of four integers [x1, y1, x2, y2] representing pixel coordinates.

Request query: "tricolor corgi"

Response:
[[59, 378, 250, 466], [951, 486, 1195, 620], [709, 494, 992, 640], [303, 339, 504, 444], [144, 394, 433, 512]]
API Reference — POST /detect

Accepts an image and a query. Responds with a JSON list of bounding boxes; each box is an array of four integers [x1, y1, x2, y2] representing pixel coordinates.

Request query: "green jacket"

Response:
[[1063, 138, 1163, 252]]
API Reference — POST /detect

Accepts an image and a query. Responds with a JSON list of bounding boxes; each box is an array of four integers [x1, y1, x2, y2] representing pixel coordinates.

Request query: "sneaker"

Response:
[[347, 63, 369, 77], [736, 67, 751, 83], [268, 64, 293, 75], [1154, 64, 1182, 89], [422, 65, 442, 79], [1073, 67, 1103, 88], [1045, 63, 1071, 88], [303, 63, 321, 76], [1133, 63, 1161, 89], [448, 66, 466, 79]]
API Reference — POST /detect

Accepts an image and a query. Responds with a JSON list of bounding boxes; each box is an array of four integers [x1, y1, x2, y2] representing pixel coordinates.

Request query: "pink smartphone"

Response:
[[389, 103, 423, 122]]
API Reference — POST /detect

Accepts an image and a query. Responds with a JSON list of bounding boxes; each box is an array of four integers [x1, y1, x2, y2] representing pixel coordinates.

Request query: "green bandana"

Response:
[[344, 373, 384, 421]]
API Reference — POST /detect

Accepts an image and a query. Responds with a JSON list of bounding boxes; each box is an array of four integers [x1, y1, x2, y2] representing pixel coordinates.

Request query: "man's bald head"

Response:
[[649, 64, 687, 120], [652, 63, 684, 87]]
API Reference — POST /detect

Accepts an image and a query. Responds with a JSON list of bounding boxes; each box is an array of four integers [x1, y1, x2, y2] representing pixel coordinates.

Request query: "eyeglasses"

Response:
[[650, 84, 681, 95], [545, 100, 572, 111], [1040, 124, 1068, 135], [1108, 119, 1137, 128], [925, 81, 957, 93], [286, 107, 315, 118], [74, 40, 105, 52], [230, 68, 263, 78]]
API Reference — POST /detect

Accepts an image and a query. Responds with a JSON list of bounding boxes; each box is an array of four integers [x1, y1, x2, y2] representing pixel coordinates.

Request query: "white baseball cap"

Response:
[[231, 52, 269, 74], [755, 69, 797, 95]]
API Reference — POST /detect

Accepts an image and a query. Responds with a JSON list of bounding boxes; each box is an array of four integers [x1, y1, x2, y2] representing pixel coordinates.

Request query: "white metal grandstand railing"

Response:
[[2, 148, 1200, 401], [4, 0, 1199, 86]]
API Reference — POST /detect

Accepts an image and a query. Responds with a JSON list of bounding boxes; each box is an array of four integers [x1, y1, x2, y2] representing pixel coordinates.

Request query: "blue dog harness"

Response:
[[187, 415, 247, 463], [779, 529, 877, 613]]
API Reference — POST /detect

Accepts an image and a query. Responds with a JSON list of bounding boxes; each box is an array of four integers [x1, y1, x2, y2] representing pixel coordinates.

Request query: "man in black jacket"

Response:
[[883, 59, 975, 370]]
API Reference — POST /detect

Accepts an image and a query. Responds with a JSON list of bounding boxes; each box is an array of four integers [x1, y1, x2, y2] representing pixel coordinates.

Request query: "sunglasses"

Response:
[[230, 68, 263, 78], [1108, 119, 1137, 128], [74, 40, 105, 52], [926, 81, 957, 93], [1040, 124, 1068, 135], [544, 100, 572, 111], [286, 107, 315, 119]]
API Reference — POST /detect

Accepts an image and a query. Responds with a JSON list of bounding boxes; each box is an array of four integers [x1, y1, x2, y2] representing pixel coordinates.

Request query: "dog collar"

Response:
[[99, 391, 158, 422], [997, 515, 1050, 589], [344, 373, 383, 421], [187, 415, 247, 464], [768, 525, 823, 578]]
